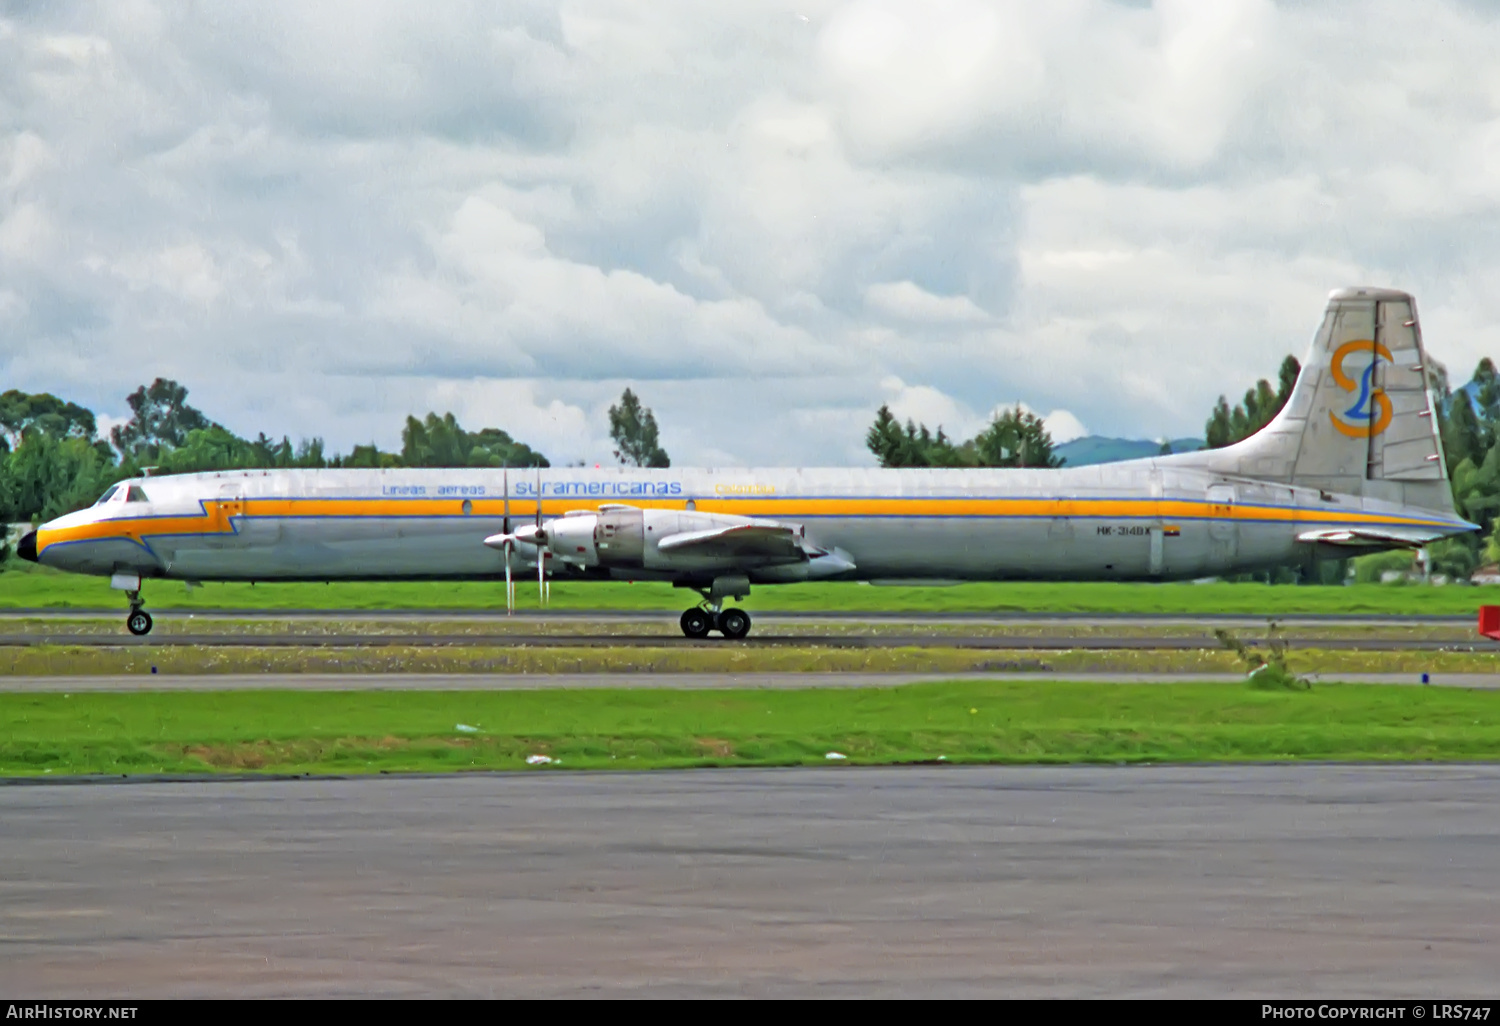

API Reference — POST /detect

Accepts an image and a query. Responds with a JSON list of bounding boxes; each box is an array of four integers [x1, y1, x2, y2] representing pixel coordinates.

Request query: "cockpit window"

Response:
[[93, 486, 120, 506], [125, 486, 149, 503]]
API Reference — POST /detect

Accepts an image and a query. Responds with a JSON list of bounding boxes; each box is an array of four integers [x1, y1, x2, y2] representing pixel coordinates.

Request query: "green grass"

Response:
[[3, 681, 1498, 775], [5, 643, 1500, 678], [1, 560, 1497, 615]]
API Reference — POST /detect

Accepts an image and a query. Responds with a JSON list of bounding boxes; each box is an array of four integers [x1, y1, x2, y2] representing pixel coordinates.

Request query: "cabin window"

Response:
[[125, 486, 150, 503], [93, 486, 120, 506]]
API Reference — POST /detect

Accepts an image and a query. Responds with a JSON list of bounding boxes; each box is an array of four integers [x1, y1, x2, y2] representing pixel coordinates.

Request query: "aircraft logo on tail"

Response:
[[1329, 339, 1394, 438]]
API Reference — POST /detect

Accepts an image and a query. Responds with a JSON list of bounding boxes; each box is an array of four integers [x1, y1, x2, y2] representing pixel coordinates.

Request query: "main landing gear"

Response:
[[680, 605, 751, 640], [678, 575, 753, 639]]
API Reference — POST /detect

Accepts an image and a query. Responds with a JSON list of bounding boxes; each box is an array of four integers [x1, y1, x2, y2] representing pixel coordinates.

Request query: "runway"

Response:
[[0, 607, 1481, 627], [2, 765, 1497, 997], [0, 631, 1488, 650], [4, 670, 1499, 690]]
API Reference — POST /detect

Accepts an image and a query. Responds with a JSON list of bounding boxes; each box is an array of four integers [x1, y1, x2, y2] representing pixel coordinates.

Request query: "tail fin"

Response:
[[1177, 287, 1455, 514]]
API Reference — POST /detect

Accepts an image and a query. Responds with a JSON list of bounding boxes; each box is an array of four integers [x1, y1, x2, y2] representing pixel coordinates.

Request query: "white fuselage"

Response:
[[33, 461, 1470, 586]]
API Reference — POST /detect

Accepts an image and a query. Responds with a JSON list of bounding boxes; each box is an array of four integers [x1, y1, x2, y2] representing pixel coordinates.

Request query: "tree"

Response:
[[0, 390, 98, 449], [972, 408, 1063, 468], [608, 389, 669, 468], [400, 412, 548, 468], [335, 444, 402, 469], [0, 432, 120, 523], [401, 413, 467, 467], [1443, 388, 1486, 470], [1204, 355, 1301, 449], [866, 404, 1062, 468], [865, 405, 968, 467], [1451, 443, 1500, 534], [110, 378, 213, 458], [865, 405, 904, 466], [1427, 536, 1478, 580], [0, 381, 564, 527], [1475, 358, 1500, 421]]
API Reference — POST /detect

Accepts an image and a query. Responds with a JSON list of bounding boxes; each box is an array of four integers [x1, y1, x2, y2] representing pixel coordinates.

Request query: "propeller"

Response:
[[483, 465, 550, 608], [536, 466, 548, 606], [502, 468, 513, 615]]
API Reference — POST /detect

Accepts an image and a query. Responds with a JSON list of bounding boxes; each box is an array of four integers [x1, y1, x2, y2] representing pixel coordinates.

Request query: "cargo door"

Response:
[[1207, 483, 1238, 561], [1147, 468, 1165, 575]]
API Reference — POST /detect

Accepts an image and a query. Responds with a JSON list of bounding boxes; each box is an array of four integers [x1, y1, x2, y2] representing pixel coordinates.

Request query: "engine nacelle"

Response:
[[545, 513, 600, 568], [541, 505, 807, 571]]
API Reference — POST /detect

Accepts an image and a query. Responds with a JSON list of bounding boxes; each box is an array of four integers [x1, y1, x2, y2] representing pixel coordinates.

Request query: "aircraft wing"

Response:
[[656, 523, 804, 561], [1296, 526, 1446, 548]]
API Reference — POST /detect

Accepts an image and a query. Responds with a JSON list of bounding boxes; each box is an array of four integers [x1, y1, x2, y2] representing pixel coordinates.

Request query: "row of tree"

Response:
[[864, 352, 1500, 582], [0, 380, 670, 528], [863, 356, 1304, 471], [865, 406, 1063, 469]]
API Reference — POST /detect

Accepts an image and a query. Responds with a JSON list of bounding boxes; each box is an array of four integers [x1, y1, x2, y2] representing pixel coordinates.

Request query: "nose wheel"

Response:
[[679, 606, 752, 639], [124, 589, 153, 636]]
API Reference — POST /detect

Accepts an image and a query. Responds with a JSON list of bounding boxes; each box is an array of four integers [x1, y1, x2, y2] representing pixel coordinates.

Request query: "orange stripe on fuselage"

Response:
[[34, 495, 1455, 556]]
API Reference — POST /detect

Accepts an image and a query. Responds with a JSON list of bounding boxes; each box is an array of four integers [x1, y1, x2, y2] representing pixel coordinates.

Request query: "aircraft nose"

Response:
[[16, 530, 37, 563]]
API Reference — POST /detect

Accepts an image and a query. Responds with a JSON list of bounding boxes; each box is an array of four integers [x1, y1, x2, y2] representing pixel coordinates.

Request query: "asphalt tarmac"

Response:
[[0, 632, 1488, 650], [0, 608, 1481, 627], [2, 765, 1497, 997]]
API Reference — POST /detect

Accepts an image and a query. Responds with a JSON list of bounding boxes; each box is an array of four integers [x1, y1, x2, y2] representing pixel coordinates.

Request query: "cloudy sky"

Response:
[[3, 1, 1500, 466]]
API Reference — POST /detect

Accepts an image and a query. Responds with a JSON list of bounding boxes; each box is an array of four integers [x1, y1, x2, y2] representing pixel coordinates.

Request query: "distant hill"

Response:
[[1054, 436, 1204, 467]]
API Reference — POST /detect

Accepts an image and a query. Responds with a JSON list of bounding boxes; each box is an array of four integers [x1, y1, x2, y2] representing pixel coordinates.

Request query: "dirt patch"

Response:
[[693, 737, 736, 758], [181, 735, 419, 769], [184, 742, 273, 770]]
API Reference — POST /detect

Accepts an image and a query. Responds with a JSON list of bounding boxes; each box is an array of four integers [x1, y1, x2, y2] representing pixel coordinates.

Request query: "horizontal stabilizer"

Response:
[[1295, 526, 1445, 548], [657, 523, 803, 561]]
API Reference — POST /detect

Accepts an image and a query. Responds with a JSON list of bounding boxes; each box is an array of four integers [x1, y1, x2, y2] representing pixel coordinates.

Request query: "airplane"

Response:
[[17, 286, 1477, 638]]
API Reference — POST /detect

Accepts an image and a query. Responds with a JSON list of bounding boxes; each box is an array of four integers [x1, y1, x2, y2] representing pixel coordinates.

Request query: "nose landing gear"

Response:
[[127, 600, 155, 633], [111, 574, 153, 635]]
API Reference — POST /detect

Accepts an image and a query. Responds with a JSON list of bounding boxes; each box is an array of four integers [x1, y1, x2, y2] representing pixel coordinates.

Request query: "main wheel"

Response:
[[680, 607, 713, 638], [718, 608, 751, 639], [126, 609, 154, 636]]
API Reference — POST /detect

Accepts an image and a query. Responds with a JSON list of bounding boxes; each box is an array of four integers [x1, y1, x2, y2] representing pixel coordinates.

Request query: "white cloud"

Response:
[[881, 377, 1088, 448], [1041, 409, 1087, 445], [865, 281, 990, 323], [2, 1, 1500, 466], [1, 131, 56, 189], [881, 375, 980, 438], [0, 203, 54, 261], [415, 378, 595, 465], [818, 0, 1275, 172], [92, 412, 129, 443]]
